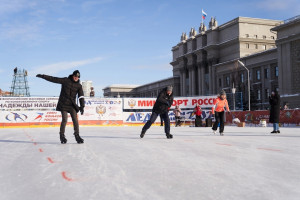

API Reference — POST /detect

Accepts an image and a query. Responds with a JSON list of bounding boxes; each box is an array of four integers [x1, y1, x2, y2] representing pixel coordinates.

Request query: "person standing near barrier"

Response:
[[36, 70, 85, 144], [194, 104, 202, 127], [269, 91, 281, 133], [173, 105, 182, 127], [212, 90, 230, 136], [140, 86, 174, 139]]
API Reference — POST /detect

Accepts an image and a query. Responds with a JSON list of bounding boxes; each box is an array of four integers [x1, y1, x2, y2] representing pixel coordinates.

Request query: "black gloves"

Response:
[[36, 74, 44, 78], [79, 107, 84, 115]]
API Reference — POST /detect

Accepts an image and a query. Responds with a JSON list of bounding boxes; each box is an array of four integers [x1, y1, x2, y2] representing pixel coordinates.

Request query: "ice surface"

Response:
[[0, 126, 300, 200]]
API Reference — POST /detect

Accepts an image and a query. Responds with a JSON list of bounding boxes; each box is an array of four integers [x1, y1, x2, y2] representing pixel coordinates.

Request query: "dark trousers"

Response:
[[175, 116, 181, 126], [195, 115, 202, 127], [212, 111, 225, 133], [60, 110, 79, 135], [160, 114, 164, 126], [142, 112, 170, 134]]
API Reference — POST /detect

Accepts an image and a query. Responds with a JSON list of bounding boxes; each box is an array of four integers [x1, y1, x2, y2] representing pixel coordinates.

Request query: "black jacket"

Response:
[[269, 92, 280, 123], [152, 88, 174, 114], [40, 74, 85, 113]]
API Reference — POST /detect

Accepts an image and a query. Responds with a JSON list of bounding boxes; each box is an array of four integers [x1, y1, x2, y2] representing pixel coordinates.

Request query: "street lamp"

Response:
[[232, 83, 236, 110], [238, 60, 250, 111]]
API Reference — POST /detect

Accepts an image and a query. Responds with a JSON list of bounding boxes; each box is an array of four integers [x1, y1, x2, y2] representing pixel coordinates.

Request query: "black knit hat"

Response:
[[72, 70, 80, 78]]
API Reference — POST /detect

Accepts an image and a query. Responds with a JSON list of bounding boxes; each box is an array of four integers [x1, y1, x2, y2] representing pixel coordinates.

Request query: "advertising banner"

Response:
[[123, 110, 212, 124], [0, 98, 123, 123], [0, 97, 58, 110], [81, 98, 123, 120], [123, 96, 216, 110]]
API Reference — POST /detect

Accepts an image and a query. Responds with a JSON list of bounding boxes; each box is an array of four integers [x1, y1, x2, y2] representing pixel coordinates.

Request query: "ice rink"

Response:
[[0, 125, 299, 200]]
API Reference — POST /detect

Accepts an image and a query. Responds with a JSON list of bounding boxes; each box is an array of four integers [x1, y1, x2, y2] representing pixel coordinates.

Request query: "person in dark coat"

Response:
[[36, 70, 85, 143], [269, 91, 281, 133], [140, 86, 174, 139]]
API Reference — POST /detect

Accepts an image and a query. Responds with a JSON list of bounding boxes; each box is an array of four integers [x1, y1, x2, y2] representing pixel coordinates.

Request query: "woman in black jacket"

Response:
[[36, 70, 85, 143], [269, 91, 281, 133]]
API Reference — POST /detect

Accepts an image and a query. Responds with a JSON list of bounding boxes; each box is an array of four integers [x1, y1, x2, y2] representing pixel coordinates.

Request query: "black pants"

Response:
[[142, 112, 170, 134], [60, 110, 79, 135], [195, 115, 202, 127], [175, 116, 181, 126], [212, 111, 225, 133], [160, 114, 164, 126]]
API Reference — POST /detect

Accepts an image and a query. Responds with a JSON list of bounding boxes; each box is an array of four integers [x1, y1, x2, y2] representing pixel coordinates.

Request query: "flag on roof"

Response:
[[202, 9, 207, 19]]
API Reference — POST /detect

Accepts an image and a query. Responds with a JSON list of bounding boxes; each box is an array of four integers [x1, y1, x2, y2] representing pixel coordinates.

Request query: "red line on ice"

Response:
[[216, 143, 232, 146], [47, 157, 55, 163], [33, 142, 37, 145], [257, 148, 281, 152], [61, 171, 74, 182], [39, 148, 43, 152]]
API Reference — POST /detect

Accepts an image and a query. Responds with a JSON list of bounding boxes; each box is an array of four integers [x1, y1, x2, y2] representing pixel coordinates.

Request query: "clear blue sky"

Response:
[[0, 0, 299, 96]]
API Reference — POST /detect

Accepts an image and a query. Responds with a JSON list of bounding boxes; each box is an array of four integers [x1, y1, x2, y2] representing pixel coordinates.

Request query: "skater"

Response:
[[173, 105, 182, 127], [211, 90, 230, 136], [36, 70, 85, 144], [269, 91, 281, 133], [194, 104, 202, 127], [140, 86, 174, 139]]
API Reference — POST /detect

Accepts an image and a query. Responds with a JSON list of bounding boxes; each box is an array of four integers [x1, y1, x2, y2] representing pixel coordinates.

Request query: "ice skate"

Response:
[[271, 130, 277, 134], [74, 134, 84, 144], [60, 134, 67, 144], [277, 130, 280, 133], [166, 133, 173, 139], [220, 132, 224, 136], [212, 130, 216, 134], [140, 130, 146, 138]]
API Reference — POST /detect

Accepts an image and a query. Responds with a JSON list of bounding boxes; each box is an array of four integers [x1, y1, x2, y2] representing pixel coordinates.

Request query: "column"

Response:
[[179, 72, 183, 96], [182, 70, 186, 96], [197, 64, 202, 95], [201, 66, 205, 95], [209, 64, 213, 95], [188, 68, 193, 96], [191, 67, 196, 96]]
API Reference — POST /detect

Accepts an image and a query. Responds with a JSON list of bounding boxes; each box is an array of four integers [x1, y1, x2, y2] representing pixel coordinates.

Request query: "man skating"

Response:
[[140, 86, 174, 139], [212, 90, 230, 136], [36, 70, 85, 144]]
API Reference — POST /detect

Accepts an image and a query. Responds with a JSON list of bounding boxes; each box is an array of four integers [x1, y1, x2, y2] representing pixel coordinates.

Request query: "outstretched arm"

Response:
[[36, 74, 65, 84]]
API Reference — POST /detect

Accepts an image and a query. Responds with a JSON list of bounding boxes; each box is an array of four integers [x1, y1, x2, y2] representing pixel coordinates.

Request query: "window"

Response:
[[246, 43, 250, 49], [265, 68, 269, 79], [263, 45, 267, 50], [241, 73, 244, 83], [271, 36, 275, 40], [275, 66, 279, 77], [263, 35, 266, 39], [226, 76, 230, 86], [254, 34, 258, 39], [257, 90, 261, 100], [245, 34, 249, 38], [255, 44, 258, 49], [265, 89, 270, 99], [256, 70, 261, 80], [219, 78, 222, 87]]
